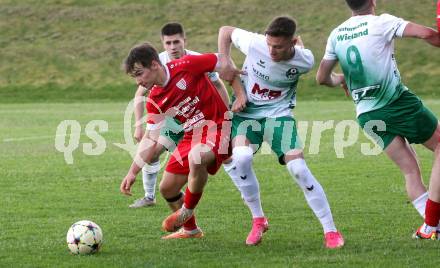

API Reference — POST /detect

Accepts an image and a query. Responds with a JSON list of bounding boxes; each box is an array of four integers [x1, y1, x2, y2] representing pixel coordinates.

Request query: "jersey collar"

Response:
[[161, 65, 171, 88]]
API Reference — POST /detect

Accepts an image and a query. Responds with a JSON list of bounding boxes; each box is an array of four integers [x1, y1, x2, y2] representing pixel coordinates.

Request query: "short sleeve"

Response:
[[145, 96, 165, 130], [323, 30, 338, 61], [377, 13, 409, 42], [179, 54, 218, 75], [294, 47, 315, 71], [231, 28, 259, 55]]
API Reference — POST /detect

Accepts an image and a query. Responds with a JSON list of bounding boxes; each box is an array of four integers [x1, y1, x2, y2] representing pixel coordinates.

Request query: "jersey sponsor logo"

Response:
[[176, 78, 187, 90], [257, 59, 266, 68], [338, 22, 368, 32], [240, 175, 247, 180], [337, 29, 368, 42], [286, 68, 298, 79], [182, 111, 205, 131], [252, 66, 270, 81], [251, 83, 281, 100], [351, 84, 380, 103]]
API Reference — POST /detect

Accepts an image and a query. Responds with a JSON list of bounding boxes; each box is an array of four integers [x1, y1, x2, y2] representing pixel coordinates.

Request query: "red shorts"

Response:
[[165, 122, 231, 176]]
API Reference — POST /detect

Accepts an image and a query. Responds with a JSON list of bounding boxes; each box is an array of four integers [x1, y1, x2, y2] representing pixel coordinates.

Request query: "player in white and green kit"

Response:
[[316, 0, 440, 239], [218, 16, 344, 248]]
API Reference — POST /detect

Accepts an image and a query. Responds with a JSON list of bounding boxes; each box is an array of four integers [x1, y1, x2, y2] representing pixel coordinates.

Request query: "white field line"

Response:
[[2, 131, 119, 143], [3, 134, 77, 142]]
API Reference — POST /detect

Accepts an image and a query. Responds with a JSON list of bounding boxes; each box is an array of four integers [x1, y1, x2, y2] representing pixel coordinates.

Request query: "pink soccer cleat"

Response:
[[246, 217, 269, 246], [324, 231, 345, 249]]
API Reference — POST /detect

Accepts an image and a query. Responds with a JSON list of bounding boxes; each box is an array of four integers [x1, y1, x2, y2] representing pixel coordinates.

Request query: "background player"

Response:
[[315, 0, 440, 239]]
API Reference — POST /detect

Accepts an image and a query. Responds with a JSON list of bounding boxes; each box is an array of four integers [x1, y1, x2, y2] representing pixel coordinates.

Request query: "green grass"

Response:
[[2, 100, 440, 267], [0, 0, 439, 102]]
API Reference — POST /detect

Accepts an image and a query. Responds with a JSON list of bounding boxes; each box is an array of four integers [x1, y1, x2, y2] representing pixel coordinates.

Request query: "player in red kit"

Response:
[[120, 42, 246, 239]]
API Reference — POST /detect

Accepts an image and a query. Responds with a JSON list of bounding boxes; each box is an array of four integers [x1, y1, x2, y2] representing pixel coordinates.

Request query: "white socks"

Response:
[[224, 146, 338, 233], [142, 161, 160, 200], [412, 192, 428, 218], [224, 146, 264, 218], [287, 158, 337, 233]]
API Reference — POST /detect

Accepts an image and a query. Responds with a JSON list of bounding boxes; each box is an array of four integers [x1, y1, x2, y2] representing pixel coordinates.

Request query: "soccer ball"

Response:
[[66, 220, 103, 255]]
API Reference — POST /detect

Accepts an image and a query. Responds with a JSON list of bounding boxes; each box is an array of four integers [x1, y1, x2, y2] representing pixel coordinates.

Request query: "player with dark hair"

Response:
[[121, 42, 246, 239], [218, 16, 344, 248], [129, 22, 229, 209], [316, 0, 440, 239]]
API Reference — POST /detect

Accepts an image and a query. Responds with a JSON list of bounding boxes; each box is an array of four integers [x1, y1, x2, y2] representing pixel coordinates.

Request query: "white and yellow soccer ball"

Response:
[[66, 220, 103, 255]]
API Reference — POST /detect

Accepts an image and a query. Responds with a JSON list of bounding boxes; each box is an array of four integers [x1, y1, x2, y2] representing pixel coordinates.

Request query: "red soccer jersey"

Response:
[[146, 54, 228, 136]]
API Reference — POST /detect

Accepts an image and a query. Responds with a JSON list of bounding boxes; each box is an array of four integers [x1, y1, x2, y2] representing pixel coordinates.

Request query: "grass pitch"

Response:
[[1, 100, 440, 267]]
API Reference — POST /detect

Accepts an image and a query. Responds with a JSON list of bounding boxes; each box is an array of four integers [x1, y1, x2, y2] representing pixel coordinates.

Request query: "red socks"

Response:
[[182, 188, 203, 231], [425, 199, 440, 227], [184, 187, 203, 210], [183, 216, 197, 231]]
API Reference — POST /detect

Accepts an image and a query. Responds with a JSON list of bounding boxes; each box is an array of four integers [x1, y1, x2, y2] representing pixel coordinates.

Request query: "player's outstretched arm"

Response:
[[230, 76, 247, 113], [214, 56, 247, 112], [133, 86, 148, 143], [212, 79, 230, 107], [316, 59, 349, 96], [120, 130, 159, 196], [402, 22, 440, 47], [218, 26, 241, 82]]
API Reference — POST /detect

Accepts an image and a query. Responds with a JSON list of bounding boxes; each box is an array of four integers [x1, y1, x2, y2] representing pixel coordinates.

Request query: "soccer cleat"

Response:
[[413, 225, 438, 240], [162, 208, 194, 232], [162, 228, 204, 240], [246, 217, 269, 246], [129, 197, 156, 208], [324, 231, 345, 249]]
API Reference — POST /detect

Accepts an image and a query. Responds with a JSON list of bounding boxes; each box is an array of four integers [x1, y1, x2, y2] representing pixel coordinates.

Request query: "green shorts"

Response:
[[357, 90, 438, 149], [231, 115, 302, 165], [158, 117, 184, 151]]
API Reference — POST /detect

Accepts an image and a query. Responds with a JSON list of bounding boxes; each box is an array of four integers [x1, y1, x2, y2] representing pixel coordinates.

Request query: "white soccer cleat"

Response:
[[129, 197, 156, 208]]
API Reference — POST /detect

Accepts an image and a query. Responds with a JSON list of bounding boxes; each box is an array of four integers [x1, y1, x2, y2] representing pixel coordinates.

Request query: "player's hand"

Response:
[[218, 54, 245, 82], [341, 79, 349, 97], [296, 35, 304, 48], [333, 73, 349, 97], [120, 174, 136, 196], [133, 126, 145, 143], [231, 95, 247, 113]]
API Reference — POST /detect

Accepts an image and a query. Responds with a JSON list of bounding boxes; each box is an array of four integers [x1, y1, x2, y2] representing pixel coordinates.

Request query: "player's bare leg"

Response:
[[159, 171, 204, 239], [285, 149, 344, 249], [162, 144, 215, 236], [384, 136, 428, 216]]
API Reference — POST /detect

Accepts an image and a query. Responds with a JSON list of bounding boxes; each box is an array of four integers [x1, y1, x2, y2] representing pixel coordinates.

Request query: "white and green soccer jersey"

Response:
[[231, 28, 314, 119], [324, 14, 409, 117], [159, 49, 220, 82]]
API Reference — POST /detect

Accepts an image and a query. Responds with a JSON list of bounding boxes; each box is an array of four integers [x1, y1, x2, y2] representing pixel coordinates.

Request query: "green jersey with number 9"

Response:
[[323, 14, 409, 117], [231, 28, 314, 119]]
